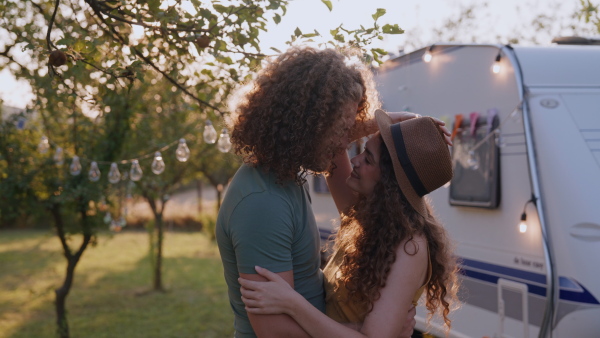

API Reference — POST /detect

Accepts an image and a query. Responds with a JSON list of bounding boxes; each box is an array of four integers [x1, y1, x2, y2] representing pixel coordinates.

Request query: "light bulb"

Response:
[[492, 62, 501, 74], [88, 161, 101, 182], [129, 159, 143, 181], [217, 128, 232, 153], [151, 151, 165, 174], [53, 147, 64, 165], [203, 121, 218, 144], [519, 212, 527, 233], [38, 135, 50, 154], [467, 150, 479, 170], [118, 216, 127, 227], [108, 162, 121, 184], [422, 50, 432, 63], [69, 156, 82, 175], [492, 52, 501, 74], [103, 212, 112, 224], [494, 129, 506, 148], [176, 138, 190, 162]]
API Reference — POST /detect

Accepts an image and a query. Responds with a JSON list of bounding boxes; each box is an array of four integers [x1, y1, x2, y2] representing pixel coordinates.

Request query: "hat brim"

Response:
[[375, 109, 428, 217]]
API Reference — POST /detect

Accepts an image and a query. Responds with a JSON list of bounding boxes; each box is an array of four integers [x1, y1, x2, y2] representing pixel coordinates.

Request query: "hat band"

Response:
[[390, 124, 428, 197]]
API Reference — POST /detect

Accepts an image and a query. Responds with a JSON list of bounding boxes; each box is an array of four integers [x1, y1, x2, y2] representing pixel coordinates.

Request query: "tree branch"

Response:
[[46, 0, 61, 52]]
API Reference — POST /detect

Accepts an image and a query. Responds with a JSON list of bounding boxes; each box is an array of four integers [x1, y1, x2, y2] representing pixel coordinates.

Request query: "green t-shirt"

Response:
[[216, 164, 325, 338]]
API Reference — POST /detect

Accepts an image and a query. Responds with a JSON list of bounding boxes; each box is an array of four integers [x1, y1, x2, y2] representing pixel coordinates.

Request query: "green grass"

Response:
[[0, 230, 234, 338]]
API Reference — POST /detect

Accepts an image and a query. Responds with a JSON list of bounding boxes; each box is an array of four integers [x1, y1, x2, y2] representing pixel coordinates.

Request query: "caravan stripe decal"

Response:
[[318, 230, 600, 305], [460, 258, 600, 305]]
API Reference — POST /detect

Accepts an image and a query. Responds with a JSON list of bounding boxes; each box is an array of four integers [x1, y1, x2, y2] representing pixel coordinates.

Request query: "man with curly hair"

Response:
[[215, 47, 418, 337]]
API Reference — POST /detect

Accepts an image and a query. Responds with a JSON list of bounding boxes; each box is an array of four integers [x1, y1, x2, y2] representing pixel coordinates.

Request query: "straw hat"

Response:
[[375, 109, 453, 217]]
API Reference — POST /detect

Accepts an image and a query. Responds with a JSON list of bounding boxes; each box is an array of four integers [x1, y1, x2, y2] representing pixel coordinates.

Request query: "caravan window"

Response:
[[449, 114, 501, 208]]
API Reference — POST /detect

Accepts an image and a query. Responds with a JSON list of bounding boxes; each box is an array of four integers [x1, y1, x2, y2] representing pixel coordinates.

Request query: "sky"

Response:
[[0, 0, 581, 110]]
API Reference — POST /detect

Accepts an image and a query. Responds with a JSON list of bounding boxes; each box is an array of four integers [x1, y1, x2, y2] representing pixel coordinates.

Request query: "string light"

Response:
[[151, 151, 165, 175], [26, 118, 226, 183], [38, 135, 50, 153], [69, 156, 82, 175], [518, 196, 537, 234], [203, 121, 218, 144], [175, 138, 191, 162], [217, 128, 232, 153], [492, 52, 502, 74], [88, 161, 101, 182], [53, 147, 64, 165], [422, 45, 434, 63], [108, 162, 121, 183], [129, 159, 143, 181]]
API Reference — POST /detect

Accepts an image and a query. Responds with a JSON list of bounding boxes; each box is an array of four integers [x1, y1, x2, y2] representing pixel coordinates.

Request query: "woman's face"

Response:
[[346, 134, 382, 196]]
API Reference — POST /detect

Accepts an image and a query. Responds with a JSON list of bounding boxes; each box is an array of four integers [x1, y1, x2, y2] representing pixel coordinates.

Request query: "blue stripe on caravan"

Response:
[[461, 258, 546, 284], [460, 257, 600, 305]]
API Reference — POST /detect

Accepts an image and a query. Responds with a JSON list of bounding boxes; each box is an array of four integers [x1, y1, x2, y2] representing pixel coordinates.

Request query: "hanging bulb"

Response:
[[203, 120, 218, 144], [519, 212, 528, 233], [217, 128, 232, 153], [103, 212, 112, 225], [467, 150, 479, 170], [53, 147, 64, 165], [129, 159, 143, 181], [491, 52, 501, 74], [422, 46, 434, 63], [88, 161, 101, 182], [108, 162, 121, 184], [151, 151, 166, 175], [494, 129, 506, 148], [38, 135, 50, 154], [69, 156, 82, 175], [176, 138, 191, 162], [118, 216, 127, 227]]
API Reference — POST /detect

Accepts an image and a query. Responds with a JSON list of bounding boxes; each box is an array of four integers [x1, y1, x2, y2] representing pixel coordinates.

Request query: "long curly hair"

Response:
[[231, 46, 379, 185], [334, 135, 460, 330]]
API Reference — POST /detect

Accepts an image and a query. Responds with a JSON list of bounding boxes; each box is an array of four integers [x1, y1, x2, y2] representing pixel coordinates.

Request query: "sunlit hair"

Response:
[[231, 46, 379, 185], [334, 135, 460, 331]]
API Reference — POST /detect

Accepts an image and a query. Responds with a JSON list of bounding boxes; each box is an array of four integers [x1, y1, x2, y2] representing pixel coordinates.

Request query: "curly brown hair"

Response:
[[334, 135, 460, 331], [231, 46, 379, 185]]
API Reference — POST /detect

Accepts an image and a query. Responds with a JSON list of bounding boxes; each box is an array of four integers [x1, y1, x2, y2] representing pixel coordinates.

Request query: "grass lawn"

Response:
[[0, 229, 234, 338]]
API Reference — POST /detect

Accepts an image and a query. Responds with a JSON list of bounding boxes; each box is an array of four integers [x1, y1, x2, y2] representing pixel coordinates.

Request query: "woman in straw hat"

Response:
[[239, 109, 460, 337]]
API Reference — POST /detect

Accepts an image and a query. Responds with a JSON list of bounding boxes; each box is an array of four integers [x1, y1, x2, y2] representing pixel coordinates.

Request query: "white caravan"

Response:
[[309, 41, 600, 337]]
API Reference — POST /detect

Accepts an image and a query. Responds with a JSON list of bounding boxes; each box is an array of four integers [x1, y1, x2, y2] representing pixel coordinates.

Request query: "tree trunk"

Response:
[[153, 212, 164, 291], [51, 205, 92, 338]]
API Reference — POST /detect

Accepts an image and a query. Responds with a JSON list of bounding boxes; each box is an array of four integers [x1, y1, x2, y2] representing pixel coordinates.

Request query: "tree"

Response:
[[0, 1, 403, 336]]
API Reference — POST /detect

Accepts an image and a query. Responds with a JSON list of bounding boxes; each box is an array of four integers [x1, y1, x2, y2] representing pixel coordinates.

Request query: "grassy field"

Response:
[[0, 229, 234, 338]]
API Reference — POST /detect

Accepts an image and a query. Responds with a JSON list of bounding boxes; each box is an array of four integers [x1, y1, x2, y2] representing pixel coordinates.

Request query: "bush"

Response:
[[198, 213, 217, 241]]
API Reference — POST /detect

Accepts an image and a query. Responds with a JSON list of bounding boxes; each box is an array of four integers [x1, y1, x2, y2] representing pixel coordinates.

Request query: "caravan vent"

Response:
[[552, 36, 600, 45]]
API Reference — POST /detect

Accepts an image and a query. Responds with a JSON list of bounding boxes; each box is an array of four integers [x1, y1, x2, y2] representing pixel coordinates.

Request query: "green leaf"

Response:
[[372, 48, 386, 55], [270, 47, 282, 53], [382, 24, 404, 34], [294, 27, 302, 37], [333, 34, 345, 43], [372, 8, 386, 21], [213, 4, 228, 13], [321, 0, 333, 11], [274, 14, 281, 24]]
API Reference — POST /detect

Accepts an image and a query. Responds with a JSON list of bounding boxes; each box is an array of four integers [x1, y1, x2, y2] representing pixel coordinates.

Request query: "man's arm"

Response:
[[241, 270, 311, 338]]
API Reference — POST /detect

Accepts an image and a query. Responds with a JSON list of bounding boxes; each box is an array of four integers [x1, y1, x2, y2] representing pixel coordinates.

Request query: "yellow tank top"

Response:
[[323, 245, 432, 323]]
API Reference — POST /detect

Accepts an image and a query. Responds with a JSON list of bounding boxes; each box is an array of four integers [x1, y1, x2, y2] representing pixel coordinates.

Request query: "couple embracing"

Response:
[[216, 46, 460, 338]]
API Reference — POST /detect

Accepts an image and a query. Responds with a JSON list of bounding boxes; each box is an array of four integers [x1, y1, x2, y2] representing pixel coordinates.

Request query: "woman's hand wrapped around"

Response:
[[239, 266, 301, 316]]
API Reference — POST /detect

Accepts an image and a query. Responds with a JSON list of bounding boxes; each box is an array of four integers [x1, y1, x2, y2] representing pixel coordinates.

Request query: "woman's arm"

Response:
[[240, 250, 424, 338], [351, 111, 453, 145]]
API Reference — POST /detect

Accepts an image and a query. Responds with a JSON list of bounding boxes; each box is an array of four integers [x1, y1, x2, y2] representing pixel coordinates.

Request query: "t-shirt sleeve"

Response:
[[229, 192, 295, 274]]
